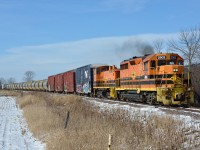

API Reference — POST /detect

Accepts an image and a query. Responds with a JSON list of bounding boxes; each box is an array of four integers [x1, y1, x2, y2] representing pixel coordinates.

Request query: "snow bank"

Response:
[[0, 96, 45, 150]]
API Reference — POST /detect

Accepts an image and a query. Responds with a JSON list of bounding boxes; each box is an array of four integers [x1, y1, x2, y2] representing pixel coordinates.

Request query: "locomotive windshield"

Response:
[[157, 55, 184, 66], [167, 60, 176, 65], [158, 60, 166, 66], [158, 60, 179, 66], [178, 60, 183, 65]]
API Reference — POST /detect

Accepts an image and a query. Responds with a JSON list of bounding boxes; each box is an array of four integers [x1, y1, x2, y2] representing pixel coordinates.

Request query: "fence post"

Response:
[[64, 111, 70, 129], [108, 134, 112, 150]]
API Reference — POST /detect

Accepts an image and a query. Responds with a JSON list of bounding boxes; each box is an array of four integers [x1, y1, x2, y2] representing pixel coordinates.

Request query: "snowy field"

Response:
[[0, 96, 45, 150]]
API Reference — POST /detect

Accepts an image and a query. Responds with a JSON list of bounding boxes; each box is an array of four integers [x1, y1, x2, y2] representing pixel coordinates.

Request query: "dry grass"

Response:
[[0, 90, 21, 97], [16, 92, 188, 150]]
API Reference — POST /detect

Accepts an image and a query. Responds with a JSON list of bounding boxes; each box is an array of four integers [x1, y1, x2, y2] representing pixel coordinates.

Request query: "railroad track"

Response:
[[167, 107, 200, 114], [10, 90, 200, 115], [82, 96, 200, 116]]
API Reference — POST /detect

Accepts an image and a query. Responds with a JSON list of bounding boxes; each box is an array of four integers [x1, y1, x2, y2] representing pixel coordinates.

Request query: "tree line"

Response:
[[0, 71, 35, 88]]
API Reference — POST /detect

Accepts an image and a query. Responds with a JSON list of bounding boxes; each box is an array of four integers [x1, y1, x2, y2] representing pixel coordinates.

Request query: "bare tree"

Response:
[[7, 77, 16, 84], [0, 78, 6, 85], [0, 78, 6, 89], [168, 26, 200, 104], [153, 39, 164, 53], [190, 64, 200, 104], [23, 71, 35, 82], [168, 27, 200, 68]]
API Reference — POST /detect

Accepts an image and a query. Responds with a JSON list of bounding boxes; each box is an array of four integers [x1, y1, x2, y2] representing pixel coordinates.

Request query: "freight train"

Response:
[[4, 53, 194, 106]]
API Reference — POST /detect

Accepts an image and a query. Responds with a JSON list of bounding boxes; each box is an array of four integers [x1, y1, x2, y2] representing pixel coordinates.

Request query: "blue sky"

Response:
[[0, 0, 200, 82]]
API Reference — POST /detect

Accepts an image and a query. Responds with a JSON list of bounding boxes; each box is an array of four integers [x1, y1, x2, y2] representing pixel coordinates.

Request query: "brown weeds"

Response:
[[16, 92, 186, 150], [0, 90, 21, 97]]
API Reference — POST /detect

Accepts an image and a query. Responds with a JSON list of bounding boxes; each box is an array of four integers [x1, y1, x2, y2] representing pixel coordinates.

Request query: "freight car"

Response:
[[75, 64, 107, 95], [3, 53, 194, 106], [55, 73, 64, 92], [63, 70, 75, 93], [48, 75, 55, 92], [48, 70, 76, 93], [5, 79, 48, 91]]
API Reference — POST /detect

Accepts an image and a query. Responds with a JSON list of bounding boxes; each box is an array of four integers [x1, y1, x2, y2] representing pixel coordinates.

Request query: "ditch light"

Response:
[[173, 68, 178, 72]]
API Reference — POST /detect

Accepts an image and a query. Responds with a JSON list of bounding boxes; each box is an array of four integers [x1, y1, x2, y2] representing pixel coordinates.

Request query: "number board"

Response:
[[157, 56, 166, 60]]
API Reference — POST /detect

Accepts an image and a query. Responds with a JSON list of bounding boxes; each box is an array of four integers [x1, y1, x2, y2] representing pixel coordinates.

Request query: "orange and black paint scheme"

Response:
[[93, 65, 120, 98], [94, 53, 194, 106]]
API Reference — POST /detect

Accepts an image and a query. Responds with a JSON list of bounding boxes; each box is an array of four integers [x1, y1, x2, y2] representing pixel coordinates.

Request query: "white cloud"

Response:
[[0, 33, 177, 82]]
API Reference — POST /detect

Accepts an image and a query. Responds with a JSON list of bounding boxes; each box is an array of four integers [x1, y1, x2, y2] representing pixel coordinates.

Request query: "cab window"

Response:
[[168, 60, 176, 65], [130, 61, 136, 65], [158, 60, 166, 66], [178, 60, 183, 65], [97, 68, 100, 74], [150, 60, 156, 68], [120, 63, 128, 70], [101, 66, 109, 72], [144, 61, 148, 71]]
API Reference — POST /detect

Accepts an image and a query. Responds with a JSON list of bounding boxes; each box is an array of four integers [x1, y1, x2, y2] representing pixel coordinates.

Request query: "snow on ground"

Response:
[[84, 97, 165, 120], [0, 96, 45, 150], [84, 97, 200, 148]]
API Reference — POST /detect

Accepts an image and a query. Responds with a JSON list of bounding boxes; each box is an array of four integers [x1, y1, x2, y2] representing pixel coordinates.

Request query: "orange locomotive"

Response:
[[93, 65, 120, 98], [94, 53, 194, 106]]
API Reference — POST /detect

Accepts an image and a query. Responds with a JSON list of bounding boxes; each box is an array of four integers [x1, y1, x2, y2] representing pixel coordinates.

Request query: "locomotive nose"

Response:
[[172, 65, 184, 73], [157, 65, 184, 74]]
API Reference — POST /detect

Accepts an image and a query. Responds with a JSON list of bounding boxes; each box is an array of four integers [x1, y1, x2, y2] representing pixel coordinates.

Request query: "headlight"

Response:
[[173, 68, 178, 72]]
